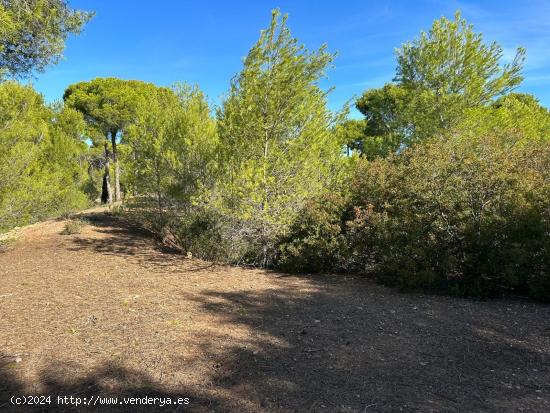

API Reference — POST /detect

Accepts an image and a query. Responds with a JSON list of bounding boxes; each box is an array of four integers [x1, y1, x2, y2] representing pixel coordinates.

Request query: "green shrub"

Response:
[[350, 135, 550, 300], [0, 235, 17, 252], [139, 206, 270, 266], [61, 218, 88, 235], [276, 193, 352, 273], [170, 208, 231, 262]]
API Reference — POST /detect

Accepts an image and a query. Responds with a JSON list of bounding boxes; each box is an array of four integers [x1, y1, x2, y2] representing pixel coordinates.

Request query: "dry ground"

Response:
[[0, 209, 549, 412]]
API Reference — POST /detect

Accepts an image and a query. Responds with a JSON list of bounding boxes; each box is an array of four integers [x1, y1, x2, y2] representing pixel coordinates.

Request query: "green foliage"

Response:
[[119, 11, 348, 268], [277, 193, 351, 273], [275, 11, 549, 301], [213, 9, 346, 265], [394, 11, 525, 142], [64, 77, 161, 202], [0, 82, 89, 231], [0, 0, 93, 78], [124, 83, 218, 208], [335, 119, 365, 155], [119, 82, 221, 261], [355, 84, 409, 158], [396, 12, 524, 106], [163, 208, 259, 264], [355, 11, 526, 153], [123, 85, 183, 209], [63, 78, 152, 141], [61, 218, 88, 235], [459, 93, 550, 144], [349, 135, 550, 300], [169, 208, 228, 261]]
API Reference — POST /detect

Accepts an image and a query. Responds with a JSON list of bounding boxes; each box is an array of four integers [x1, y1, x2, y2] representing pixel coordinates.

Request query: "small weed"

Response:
[[0, 236, 16, 252], [121, 295, 139, 307], [59, 211, 73, 220], [166, 319, 181, 326], [61, 219, 88, 235], [110, 204, 125, 216]]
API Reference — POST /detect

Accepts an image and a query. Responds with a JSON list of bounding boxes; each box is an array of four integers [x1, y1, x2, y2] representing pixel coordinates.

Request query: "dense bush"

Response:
[[165, 208, 259, 264], [276, 193, 352, 273], [350, 135, 550, 299], [128, 201, 273, 266], [273, 133, 550, 301]]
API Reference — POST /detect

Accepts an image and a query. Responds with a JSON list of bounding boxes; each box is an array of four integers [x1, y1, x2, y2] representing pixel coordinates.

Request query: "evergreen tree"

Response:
[[0, 0, 93, 79], [124, 84, 217, 212], [0, 82, 88, 230], [355, 11, 526, 153], [63, 78, 155, 203], [215, 9, 345, 265]]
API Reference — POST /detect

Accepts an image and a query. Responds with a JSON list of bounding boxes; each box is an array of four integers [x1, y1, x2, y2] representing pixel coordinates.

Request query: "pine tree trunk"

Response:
[[111, 130, 121, 202], [101, 142, 112, 204], [114, 161, 121, 202]]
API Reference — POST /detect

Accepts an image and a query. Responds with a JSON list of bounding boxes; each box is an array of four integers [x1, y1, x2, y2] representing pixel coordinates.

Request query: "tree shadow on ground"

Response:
[[0, 356, 216, 412], [174, 282, 550, 412], [66, 212, 216, 274], [2, 282, 549, 412]]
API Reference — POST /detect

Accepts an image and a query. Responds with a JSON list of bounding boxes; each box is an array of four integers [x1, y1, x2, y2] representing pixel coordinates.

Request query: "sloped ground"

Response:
[[0, 209, 549, 412]]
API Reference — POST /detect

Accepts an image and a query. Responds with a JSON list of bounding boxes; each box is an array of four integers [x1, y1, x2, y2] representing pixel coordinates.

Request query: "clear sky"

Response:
[[31, 0, 550, 117]]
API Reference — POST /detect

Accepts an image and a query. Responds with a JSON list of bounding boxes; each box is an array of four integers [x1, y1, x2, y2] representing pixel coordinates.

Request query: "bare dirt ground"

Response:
[[1, 209, 549, 412]]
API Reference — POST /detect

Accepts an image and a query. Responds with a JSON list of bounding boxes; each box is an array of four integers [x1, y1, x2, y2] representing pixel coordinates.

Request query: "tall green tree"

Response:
[[124, 87, 181, 212], [354, 84, 410, 158], [0, 82, 88, 230], [396, 11, 525, 106], [0, 0, 93, 79], [355, 11, 526, 153], [215, 9, 345, 265], [124, 83, 217, 212], [63, 78, 154, 203], [165, 84, 218, 204]]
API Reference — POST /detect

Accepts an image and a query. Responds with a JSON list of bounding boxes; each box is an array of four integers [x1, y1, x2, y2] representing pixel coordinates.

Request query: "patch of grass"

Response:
[[59, 211, 73, 220], [110, 204, 125, 216], [166, 319, 181, 326], [61, 219, 88, 235], [0, 236, 16, 252]]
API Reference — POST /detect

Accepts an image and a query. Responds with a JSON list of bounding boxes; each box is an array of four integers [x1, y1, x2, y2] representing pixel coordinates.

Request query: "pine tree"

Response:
[[215, 9, 345, 265]]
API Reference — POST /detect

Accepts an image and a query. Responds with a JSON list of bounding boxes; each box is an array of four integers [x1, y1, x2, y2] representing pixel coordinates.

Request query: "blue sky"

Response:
[[31, 0, 550, 117]]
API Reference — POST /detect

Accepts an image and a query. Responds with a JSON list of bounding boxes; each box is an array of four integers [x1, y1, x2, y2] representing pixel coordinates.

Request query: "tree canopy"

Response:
[[396, 11, 525, 106], [124, 83, 218, 210], [353, 11, 527, 156], [0, 0, 93, 79], [64, 78, 157, 202]]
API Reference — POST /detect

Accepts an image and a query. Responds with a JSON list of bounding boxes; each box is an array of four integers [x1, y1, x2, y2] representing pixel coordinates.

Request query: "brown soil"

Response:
[[0, 209, 549, 412]]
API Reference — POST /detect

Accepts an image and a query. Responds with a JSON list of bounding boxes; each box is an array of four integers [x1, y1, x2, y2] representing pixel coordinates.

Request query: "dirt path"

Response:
[[0, 210, 549, 412]]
